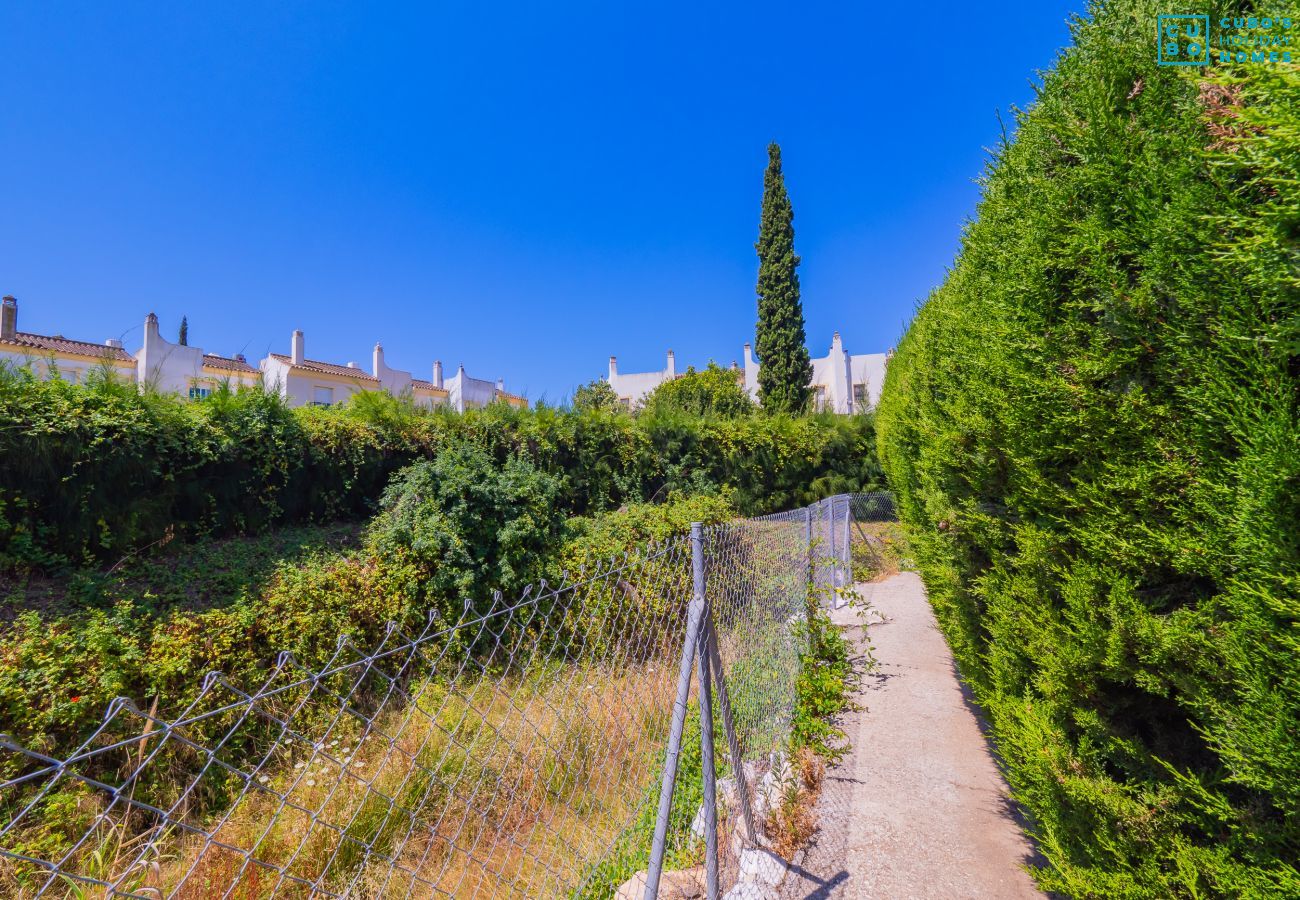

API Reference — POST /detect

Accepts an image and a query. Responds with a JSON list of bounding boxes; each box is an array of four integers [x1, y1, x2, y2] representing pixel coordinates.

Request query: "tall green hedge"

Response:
[[877, 1, 1298, 896], [0, 371, 883, 572]]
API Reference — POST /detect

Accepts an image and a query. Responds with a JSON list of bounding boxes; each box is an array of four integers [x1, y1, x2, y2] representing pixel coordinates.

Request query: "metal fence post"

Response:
[[829, 498, 837, 587], [705, 618, 757, 846], [842, 502, 852, 588], [804, 506, 814, 594], [644, 587, 706, 899], [692, 524, 719, 899], [824, 499, 833, 589]]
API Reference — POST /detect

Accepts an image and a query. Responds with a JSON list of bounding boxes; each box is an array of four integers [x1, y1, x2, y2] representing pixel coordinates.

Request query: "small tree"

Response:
[[641, 363, 754, 418], [571, 378, 623, 413], [178, 316, 189, 346], [754, 143, 812, 413]]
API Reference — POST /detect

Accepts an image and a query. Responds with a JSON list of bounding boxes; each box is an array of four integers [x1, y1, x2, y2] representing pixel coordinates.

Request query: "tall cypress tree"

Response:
[[754, 143, 812, 413], [178, 316, 189, 346]]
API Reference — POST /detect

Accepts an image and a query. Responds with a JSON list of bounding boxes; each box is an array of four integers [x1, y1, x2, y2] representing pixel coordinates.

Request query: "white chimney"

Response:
[[1, 296, 16, 340], [433, 360, 443, 389], [832, 331, 843, 352], [666, 349, 676, 378], [496, 377, 504, 391], [291, 330, 305, 365], [372, 342, 384, 378], [105, 339, 123, 349], [609, 355, 618, 379], [347, 362, 359, 369]]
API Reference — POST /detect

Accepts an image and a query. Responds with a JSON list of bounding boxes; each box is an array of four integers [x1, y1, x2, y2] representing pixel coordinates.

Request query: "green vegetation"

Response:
[[754, 142, 813, 414], [570, 377, 623, 413], [792, 584, 861, 763], [876, 2, 1299, 896], [0, 368, 882, 573], [641, 362, 755, 418]]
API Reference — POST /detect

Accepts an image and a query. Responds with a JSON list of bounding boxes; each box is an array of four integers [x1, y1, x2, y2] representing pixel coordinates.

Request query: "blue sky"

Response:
[[1, 1, 1083, 402]]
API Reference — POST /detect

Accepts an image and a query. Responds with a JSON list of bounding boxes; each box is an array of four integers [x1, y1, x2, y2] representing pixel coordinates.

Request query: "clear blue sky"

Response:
[[1, 1, 1083, 402]]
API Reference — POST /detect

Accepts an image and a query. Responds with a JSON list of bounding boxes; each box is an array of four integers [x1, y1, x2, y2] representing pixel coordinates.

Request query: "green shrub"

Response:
[[367, 444, 567, 610], [0, 372, 884, 573], [792, 585, 861, 763], [641, 362, 755, 418], [570, 378, 624, 413], [877, 2, 1299, 896]]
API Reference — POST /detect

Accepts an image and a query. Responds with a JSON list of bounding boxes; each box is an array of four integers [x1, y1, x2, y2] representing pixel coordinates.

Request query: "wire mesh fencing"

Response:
[[0, 493, 891, 899]]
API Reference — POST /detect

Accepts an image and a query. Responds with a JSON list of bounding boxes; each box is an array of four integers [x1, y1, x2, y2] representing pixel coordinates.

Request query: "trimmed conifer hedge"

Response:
[[877, 1, 1298, 896]]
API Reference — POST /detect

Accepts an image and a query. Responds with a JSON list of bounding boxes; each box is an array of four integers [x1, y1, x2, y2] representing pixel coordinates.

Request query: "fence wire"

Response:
[[0, 492, 891, 899]]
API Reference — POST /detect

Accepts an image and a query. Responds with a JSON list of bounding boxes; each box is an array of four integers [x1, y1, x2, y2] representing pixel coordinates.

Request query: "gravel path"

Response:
[[780, 572, 1046, 900]]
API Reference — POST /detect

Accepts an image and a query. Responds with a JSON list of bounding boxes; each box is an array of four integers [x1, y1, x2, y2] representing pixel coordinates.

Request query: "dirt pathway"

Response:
[[780, 572, 1046, 900]]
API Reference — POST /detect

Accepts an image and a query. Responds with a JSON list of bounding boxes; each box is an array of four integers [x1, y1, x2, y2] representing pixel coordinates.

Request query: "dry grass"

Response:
[[765, 748, 825, 859], [5, 663, 677, 899], [850, 522, 910, 582]]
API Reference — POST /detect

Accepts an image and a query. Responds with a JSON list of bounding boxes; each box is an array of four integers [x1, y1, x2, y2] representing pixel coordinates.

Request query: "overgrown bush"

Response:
[[367, 444, 567, 610], [640, 362, 755, 418], [876, 2, 1299, 895], [0, 371, 883, 572]]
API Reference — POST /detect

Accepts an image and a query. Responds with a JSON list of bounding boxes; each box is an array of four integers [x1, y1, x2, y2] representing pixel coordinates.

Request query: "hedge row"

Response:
[[877, 2, 1298, 897], [0, 370, 882, 572]]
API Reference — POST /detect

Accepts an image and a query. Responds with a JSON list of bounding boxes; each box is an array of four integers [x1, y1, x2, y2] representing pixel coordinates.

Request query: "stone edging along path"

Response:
[[780, 572, 1047, 900]]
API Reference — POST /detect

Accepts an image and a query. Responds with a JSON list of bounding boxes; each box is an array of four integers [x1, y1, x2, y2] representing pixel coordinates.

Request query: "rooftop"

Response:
[[0, 332, 133, 363], [202, 353, 259, 375], [268, 353, 380, 383]]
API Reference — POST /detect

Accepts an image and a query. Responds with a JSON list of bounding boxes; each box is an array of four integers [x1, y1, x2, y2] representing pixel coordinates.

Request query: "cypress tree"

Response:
[[178, 316, 189, 346], [754, 142, 812, 414]]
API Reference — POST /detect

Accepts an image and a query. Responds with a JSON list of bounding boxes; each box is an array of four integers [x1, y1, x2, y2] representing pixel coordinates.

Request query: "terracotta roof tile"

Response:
[[202, 354, 259, 375], [0, 332, 134, 362], [269, 353, 379, 382], [411, 378, 448, 392]]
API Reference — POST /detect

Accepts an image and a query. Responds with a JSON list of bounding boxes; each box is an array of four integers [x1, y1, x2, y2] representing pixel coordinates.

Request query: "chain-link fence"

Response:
[[0, 493, 891, 899]]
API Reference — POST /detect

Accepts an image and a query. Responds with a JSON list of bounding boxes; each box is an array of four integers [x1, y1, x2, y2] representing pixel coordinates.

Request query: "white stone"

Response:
[[738, 848, 789, 886], [721, 881, 780, 900]]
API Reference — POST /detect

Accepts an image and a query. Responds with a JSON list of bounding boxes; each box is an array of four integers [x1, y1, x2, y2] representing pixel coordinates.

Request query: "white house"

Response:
[[0, 295, 525, 411], [260, 329, 524, 410], [608, 332, 890, 414], [446, 364, 528, 412], [0, 295, 139, 385], [136, 312, 259, 397], [607, 349, 678, 408]]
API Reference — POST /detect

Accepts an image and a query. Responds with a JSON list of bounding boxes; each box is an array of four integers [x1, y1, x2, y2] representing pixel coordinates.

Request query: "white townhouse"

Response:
[[0, 295, 139, 383], [607, 331, 890, 413], [0, 295, 527, 411]]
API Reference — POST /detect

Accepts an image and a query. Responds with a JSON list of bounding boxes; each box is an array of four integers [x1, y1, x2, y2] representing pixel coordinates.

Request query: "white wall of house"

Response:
[[850, 351, 889, 411], [260, 338, 375, 408], [0, 346, 135, 384], [136, 313, 207, 394], [372, 343, 412, 396], [0, 296, 137, 384], [607, 350, 677, 407], [615, 333, 890, 413], [446, 365, 509, 412], [2, 295, 517, 410]]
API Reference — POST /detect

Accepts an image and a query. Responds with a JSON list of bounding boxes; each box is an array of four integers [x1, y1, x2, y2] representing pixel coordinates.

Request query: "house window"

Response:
[[853, 383, 869, 408], [189, 385, 211, 400], [814, 385, 829, 410], [312, 385, 334, 406]]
